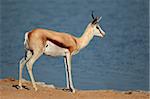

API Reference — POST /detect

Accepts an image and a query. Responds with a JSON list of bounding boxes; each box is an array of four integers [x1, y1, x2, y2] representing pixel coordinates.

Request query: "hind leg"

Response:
[[19, 51, 32, 89], [26, 50, 43, 91]]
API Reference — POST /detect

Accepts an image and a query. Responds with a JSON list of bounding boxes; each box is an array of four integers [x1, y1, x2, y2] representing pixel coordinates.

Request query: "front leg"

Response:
[[64, 52, 75, 93]]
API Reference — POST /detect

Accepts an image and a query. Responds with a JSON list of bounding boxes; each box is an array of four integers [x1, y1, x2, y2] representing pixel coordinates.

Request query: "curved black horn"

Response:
[[91, 11, 95, 19]]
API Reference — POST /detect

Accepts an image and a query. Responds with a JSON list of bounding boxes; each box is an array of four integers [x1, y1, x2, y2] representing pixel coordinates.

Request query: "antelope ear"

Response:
[[97, 16, 102, 22], [92, 17, 99, 24]]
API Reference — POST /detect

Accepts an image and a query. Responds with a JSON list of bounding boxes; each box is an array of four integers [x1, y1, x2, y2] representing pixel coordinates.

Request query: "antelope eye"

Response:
[[96, 26, 99, 29]]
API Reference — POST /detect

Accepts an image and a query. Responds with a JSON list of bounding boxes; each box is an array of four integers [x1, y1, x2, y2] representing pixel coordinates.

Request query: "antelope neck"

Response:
[[78, 24, 94, 50]]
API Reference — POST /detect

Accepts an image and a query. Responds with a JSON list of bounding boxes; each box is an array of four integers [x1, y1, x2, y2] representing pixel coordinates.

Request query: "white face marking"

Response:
[[44, 41, 68, 56], [93, 24, 105, 38]]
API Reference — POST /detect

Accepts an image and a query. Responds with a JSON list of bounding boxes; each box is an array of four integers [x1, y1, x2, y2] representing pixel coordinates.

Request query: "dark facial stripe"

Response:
[[97, 26, 104, 36]]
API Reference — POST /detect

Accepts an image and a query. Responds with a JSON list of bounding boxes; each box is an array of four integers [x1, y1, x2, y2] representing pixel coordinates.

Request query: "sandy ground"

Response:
[[0, 78, 149, 99]]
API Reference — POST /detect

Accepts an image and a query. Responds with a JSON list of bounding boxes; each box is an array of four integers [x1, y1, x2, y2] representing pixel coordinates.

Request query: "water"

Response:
[[0, 0, 149, 91]]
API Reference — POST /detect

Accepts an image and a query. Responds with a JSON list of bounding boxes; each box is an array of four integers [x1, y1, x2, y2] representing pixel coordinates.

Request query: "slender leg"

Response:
[[26, 51, 42, 91], [64, 56, 69, 89], [19, 51, 32, 89], [64, 52, 75, 93]]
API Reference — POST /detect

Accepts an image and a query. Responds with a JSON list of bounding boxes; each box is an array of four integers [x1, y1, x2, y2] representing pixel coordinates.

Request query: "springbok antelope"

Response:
[[18, 12, 105, 93]]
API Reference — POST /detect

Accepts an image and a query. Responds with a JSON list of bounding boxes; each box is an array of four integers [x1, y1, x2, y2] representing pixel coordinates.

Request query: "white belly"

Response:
[[44, 41, 68, 56]]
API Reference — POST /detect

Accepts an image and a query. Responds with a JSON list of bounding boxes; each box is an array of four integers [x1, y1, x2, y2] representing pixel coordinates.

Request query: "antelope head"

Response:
[[91, 11, 105, 38]]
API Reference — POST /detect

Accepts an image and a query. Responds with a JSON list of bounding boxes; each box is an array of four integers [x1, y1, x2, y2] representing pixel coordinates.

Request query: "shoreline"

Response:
[[0, 78, 149, 99]]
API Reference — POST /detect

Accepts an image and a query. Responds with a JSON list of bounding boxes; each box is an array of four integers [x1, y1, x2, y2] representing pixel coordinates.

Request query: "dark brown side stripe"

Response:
[[47, 38, 69, 49]]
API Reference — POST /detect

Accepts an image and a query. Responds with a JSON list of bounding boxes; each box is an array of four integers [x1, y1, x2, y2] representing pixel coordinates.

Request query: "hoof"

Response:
[[62, 88, 75, 93], [12, 85, 22, 89], [12, 85, 30, 90], [19, 86, 23, 89], [72, 89, 75, 93], [34, 87, 38, 91]]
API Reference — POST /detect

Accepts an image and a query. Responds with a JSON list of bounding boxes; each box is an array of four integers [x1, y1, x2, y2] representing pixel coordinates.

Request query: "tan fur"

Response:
[[19, 21, 105, 93], [28, 28, 79, 53]]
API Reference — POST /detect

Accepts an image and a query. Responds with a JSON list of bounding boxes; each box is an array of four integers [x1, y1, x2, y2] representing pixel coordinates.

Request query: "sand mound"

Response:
[[0, 78, 149, 99]]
